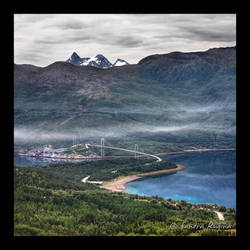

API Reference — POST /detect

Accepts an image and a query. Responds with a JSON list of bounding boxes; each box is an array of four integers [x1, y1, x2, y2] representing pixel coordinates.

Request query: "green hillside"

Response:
[[14, 165, 236, 236]]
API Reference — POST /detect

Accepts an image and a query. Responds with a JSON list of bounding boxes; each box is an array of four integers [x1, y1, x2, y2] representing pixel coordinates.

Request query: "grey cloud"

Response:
[[183, 28, 236, 42], [15, 14, 55, 23], [35, 39, 64, 45], [14, 14, 236, 66], [35, 35, 93, 45], [67, 35, 93, 42], [46, 20, 89, 30], [58, 22, 86, 30], [113, 36, 144, 48], [154, 30, 235, 43]]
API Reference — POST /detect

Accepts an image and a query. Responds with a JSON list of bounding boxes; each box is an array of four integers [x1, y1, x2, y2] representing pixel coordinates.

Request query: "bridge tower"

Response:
[[134, 144, 138, 159], [101, 138, 105, 159]]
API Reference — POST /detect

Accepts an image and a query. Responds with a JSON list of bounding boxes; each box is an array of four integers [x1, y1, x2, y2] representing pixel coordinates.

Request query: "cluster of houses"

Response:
[[20, 144, 100, 160], [24, 145, 63, 158]]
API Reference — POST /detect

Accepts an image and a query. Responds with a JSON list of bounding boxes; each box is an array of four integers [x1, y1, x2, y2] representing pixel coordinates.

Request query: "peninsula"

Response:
[[101, 164, 187, 192]]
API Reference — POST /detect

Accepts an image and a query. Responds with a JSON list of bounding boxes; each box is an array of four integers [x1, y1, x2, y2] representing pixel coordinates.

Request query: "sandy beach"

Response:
[[100, 164, 187, 192]]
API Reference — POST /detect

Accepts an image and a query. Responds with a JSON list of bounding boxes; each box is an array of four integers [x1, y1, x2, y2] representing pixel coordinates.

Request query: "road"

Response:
[[155, 148, 236, 156], [87, 144, 162, 162], [81, 175, 103, 184], [214, 211, 225, 221]]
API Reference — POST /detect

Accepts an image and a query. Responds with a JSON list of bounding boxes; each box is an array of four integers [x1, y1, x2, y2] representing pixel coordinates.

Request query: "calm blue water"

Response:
[[14, 150, 236, 208], [124, 151, 236, 208]]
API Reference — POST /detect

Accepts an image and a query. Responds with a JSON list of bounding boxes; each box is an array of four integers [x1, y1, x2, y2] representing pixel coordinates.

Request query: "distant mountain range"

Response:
[[14, 46, 236, 149], [66, 52, 129, 68]]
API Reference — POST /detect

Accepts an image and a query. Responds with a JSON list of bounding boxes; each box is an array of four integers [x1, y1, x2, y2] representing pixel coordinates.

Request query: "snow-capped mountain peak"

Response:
[[70, 52, 80, 60], [113, 58, 129, 67], [67, 52, 82, 64], [66, 53, 129, 68], [67, 52, 90, 66], [85, 54, 112, 68]]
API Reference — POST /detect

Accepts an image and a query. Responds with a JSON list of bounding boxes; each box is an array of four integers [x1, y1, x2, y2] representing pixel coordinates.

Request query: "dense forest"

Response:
[[14, 160, 236, 236]]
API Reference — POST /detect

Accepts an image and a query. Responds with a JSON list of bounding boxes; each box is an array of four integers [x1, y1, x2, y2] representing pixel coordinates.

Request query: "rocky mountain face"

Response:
[[66, 52, 129, 68], [113, 58, 129, 66], [66, 52, 90, 66]]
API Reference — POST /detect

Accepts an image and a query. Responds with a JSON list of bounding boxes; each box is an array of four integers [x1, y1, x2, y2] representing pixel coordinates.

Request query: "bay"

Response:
[[124, 151, 236, 208]]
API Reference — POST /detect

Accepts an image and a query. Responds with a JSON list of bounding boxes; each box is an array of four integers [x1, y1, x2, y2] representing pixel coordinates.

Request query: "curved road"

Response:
[[214, 211, 225, 221], [87, 144, 162, 162]]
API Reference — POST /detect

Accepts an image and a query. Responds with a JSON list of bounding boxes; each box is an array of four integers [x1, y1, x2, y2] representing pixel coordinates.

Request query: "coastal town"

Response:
[[18, 144, 100, 160]]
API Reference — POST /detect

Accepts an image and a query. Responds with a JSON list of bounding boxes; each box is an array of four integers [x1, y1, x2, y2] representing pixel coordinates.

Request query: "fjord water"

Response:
[[124, 151, 236, 208], [14, 150, 236, 208]]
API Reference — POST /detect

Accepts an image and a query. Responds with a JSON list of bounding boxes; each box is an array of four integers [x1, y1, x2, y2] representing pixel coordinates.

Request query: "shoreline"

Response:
[[18, 154, 100, 160], [18, 148, 235, 160], [100, 164, 187, 192], [155, 148, 236, 156]]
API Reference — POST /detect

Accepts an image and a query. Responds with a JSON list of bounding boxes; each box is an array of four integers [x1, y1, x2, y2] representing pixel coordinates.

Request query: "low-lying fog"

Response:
[[14, 101, 236, 144]]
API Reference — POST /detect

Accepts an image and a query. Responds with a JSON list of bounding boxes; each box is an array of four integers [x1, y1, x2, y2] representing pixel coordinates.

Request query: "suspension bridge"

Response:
[[86, 138, 162, 162], [73, 136, 235, 161]]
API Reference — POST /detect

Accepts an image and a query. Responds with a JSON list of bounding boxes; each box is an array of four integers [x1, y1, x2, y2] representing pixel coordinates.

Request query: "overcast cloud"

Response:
[[14, 14, 236, 67]]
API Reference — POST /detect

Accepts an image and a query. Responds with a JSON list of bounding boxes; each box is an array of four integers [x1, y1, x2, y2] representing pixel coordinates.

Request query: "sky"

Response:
[[14, 14, 236, 67]]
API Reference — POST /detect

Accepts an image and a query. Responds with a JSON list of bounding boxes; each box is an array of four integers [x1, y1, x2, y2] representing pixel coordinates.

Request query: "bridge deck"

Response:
[[88, 144, 162, 162]]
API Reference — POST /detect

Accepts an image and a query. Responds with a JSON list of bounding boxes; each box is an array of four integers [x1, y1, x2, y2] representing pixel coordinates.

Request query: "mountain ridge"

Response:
[[14, 46, 236, 104], [15, 46, 235, 69], [138, 46, 236, 67]]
